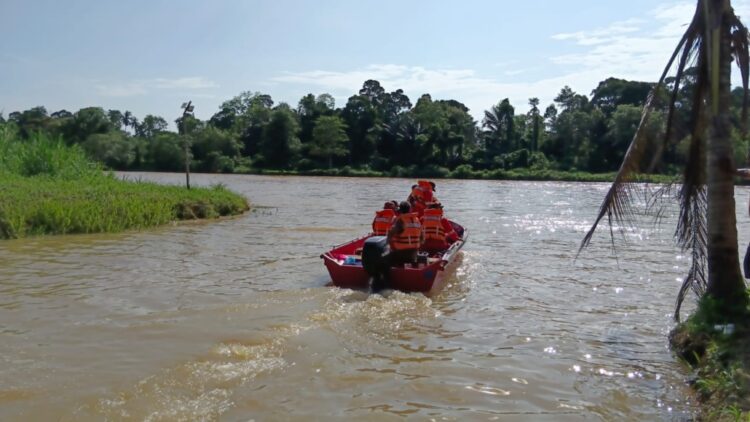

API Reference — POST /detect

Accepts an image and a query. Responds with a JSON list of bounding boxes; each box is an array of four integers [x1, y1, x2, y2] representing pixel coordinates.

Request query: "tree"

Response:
[[107, 109, 124, 130], [581, 0, 750, 321], [483, 99, 516, 157], [342, 94, 377, 165], [219, 91, 274, 117], [316, 93, 336, 110], [590, 77, 654, 115], [50, 110, 72, 119], [359, 80, 386, 106], [81, 131, 134, 169], [136, 115, 168, 139], [148, 132, 184, 171], [554, 86, 590, 113], [64, 107, 112, 144], [122, 111, 138, 133], [9, 106, 51, 138], [528, 98, 542, 152], [210, 92, 276, 157], [409, 96, 474, 168], [309, 115, 349, 168], [191, 126, 241, 172], [259, 104, 300, 168], [298, 93, 335, 146]]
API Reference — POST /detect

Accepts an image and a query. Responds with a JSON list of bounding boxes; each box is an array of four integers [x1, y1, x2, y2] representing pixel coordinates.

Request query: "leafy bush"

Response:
[[448, 164, 475, 179]]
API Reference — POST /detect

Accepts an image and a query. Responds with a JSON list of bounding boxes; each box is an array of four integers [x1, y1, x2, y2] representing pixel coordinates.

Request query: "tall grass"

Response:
[[0, 126, 100, 179], [0, 128, 249, 239]]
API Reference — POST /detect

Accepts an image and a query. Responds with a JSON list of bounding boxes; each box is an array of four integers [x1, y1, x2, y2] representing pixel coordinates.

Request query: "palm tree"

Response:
[[580, 0, 749, 321], [483, 99, 516, 154], [528, 98, 542, 152]]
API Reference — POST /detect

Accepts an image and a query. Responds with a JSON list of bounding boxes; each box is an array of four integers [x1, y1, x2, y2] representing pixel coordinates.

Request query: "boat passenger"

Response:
[[417, 179, 435, 203], [389, 200, 399, 213], [408, 184, 421, 205], [386, 201, 423, 266], [408, 184, 428, 217], [372, 202, 397, 236], [420, 202, 458, 252]]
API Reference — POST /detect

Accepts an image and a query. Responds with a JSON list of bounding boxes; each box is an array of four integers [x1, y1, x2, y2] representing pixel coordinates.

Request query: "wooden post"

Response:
[[181, 101, 193, 190]]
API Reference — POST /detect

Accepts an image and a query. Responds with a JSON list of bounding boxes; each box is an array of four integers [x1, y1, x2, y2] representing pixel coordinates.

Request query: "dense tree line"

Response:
[[2, 75, 748, 176]]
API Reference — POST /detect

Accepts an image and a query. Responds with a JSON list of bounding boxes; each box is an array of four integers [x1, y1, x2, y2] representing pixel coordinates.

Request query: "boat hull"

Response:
[[321, 221, 467, 296]]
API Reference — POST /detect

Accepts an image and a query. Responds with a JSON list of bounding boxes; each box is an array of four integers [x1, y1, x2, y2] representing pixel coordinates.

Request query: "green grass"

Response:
[[670, 296, 750, 420], [0, 129, 249, 239]]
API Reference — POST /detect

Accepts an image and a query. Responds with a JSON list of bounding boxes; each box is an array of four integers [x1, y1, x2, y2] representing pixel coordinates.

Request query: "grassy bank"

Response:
[[0, 131, 249, 239], [670, 300, 750, 420]]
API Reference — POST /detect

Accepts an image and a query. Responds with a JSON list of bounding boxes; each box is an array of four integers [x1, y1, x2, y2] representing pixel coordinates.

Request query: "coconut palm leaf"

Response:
[[729, 15, 750, 153], [578, 26, 694, 253], [580, 0, 750, 320]]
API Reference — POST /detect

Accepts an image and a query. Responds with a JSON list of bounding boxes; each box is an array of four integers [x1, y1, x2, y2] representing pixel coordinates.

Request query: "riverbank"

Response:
[[0, 132, 249, 239], [0, 174, 249, 239], [240, 166, 680, 184], [670, 304, 750, 420]]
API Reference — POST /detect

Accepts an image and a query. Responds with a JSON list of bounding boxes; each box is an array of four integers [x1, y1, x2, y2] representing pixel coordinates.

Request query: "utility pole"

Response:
[[180, 101, 194, 189]]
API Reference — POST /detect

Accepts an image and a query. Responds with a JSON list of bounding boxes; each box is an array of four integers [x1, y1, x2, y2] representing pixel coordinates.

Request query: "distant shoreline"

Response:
[[125, 168, 681, 184]]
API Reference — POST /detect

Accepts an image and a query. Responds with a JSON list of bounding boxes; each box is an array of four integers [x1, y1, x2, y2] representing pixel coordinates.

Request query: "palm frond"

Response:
[[674, 186, 708, 321], [581, 0, 750, 319], [578, 25, 696, 254], [729, 13, 750, 157], [648, 32, 699, 173]]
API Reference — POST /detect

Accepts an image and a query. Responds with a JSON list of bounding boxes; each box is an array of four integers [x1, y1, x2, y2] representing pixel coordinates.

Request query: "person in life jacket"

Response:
[[387, 201, 423, 264], [408, 184, 422, 205], [420, 202, 458, 252], [371, 202, 397, 236], [417, 180, 435, 203], [408, 182, 432, 218]]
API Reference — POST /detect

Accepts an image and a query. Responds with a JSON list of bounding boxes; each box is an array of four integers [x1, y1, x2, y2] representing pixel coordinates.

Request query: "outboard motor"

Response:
[[361, 236, 389, 293], [362, 236, 388, 276]]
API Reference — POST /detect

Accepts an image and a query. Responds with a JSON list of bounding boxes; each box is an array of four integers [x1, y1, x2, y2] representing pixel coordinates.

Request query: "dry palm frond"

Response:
[[578, 15, 699, 254], [674, 88, 709, 320]]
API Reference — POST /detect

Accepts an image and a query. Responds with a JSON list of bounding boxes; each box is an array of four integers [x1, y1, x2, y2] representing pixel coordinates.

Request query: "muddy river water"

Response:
[[3, 173, 750, 420]]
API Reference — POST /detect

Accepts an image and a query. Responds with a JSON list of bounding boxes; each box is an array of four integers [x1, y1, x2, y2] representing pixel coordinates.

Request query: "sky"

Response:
[[2, 0, 750, 124]]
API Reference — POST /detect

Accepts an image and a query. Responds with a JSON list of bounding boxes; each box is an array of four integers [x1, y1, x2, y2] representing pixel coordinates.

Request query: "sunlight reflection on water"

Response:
[[4, 174, 749, 420]]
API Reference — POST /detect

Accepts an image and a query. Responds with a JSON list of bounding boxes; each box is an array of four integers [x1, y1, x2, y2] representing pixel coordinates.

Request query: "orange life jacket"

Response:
[[409, 186, 424, 204], [372, 209, 396, 236], [390, 213, 421, 250], [417, 180, 434, 203], [421, 208, 445, 242]]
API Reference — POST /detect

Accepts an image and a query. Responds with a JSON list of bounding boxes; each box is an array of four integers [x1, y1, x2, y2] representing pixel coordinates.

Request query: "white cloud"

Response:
[[95, 76, 218, 97], [551, 18, 643, 45], [94, 82, 149, 97], [152, 77, 218, 90], [270, 0, 750, 120]]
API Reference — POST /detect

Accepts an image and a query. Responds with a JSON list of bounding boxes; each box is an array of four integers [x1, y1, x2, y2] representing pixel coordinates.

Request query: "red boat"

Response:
[[321, 221, 467, 296]]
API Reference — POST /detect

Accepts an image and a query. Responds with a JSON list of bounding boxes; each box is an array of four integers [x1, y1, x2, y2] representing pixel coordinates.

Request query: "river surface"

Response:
[[3, 173, 750, 421]]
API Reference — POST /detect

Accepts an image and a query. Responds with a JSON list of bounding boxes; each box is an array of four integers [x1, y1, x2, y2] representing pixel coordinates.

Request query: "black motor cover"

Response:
[[362, 236, 388, 276]]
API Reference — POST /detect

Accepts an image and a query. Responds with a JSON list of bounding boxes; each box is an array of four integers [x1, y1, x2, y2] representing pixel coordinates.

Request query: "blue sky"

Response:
[[2, 0, 750, 124]]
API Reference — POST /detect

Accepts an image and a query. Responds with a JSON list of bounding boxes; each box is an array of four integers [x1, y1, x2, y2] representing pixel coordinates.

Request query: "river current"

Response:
[[3, 173, 749, 420]]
